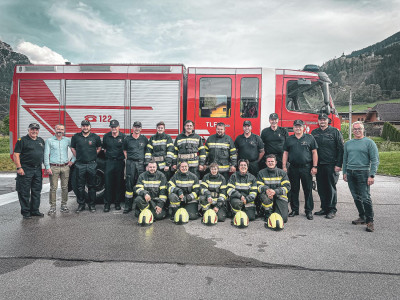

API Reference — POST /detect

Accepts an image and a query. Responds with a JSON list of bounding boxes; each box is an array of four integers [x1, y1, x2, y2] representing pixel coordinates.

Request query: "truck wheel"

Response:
[[69, 157, 106, 204]]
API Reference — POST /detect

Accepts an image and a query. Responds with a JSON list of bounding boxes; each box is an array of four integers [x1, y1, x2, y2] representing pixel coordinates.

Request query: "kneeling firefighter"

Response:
[[167, 161, 200, 220], [199, 162, 228, 222], [227, 159, 258, 221], [134, 160, 168, 220], [257, 154, 291, 222]]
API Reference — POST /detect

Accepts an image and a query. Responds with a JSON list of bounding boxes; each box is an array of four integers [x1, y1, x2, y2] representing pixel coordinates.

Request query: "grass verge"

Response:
[[0, 153, 15, 172], [378, 152, 400, 176], [335, 98, 400, 113]]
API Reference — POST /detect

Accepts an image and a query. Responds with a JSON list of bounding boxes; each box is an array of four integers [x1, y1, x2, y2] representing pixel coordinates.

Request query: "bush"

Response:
[[382, 122, 400, 142], [0, 115, 9, 136], [375, 140, 400, 152], [341, 122, 349, 140]]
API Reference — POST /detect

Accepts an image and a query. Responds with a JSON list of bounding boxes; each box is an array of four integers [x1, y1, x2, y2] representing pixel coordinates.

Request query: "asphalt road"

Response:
[[0, 173, 399, 299]]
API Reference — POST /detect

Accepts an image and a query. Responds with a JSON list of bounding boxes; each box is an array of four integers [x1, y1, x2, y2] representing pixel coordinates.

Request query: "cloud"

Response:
[[16, 41, 68, 64], [3, 0, 400, 68]]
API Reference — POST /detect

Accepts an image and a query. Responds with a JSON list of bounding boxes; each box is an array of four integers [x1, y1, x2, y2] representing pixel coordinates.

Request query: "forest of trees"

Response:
[[320, 32, 400, 106]]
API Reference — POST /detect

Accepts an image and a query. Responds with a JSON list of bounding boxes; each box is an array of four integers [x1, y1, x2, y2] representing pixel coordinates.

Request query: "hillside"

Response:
[[321, 31, 400, 106], [0, 40, 30, 119]]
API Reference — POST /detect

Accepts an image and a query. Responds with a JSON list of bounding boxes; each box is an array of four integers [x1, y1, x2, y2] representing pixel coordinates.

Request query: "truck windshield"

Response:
[[286, 80, 325, 114]]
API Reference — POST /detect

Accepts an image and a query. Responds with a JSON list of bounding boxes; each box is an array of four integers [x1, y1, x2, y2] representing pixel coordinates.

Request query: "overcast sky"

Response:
[[1, 0, 399, 68]]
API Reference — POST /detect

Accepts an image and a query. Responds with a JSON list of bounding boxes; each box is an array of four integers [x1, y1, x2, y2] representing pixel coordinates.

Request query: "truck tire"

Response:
[[69, 156, 106, 204]]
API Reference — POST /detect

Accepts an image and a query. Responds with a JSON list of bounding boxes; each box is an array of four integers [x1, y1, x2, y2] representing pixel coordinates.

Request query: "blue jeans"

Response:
[[347, 169, 374, 223]]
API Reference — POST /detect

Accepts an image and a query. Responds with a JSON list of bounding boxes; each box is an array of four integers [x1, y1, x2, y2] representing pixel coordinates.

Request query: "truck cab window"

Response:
[[240, 78, 259, 118], [286, 80, 325, 114], [199, 78, 231, 118]]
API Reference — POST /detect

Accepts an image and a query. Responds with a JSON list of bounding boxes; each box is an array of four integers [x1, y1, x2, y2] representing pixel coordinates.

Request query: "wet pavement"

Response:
[[0, 173, 399, 299]]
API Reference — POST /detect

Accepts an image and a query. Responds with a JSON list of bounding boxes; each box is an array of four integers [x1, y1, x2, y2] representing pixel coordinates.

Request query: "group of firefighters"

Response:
[[13, 112, 379, 231]]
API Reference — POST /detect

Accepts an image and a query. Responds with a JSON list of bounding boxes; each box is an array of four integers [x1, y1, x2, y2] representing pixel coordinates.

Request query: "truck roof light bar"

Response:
[[24, 66, 56, 72], [139, 66, 172, 72], [79, 65, 111, 72]]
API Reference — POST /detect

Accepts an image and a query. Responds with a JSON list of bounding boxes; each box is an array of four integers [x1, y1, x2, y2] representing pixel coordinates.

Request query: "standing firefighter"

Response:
[[71, 120, 102, 213], [282, 119, 318, 220], [204, 122, 237, 181], [172, 120, 206, 178], [168, 161, 200, 220], [311, 113, 344, 219], [13, 123, 45, 219], [257, 154, 291, 222], [145, 121, 174, 180], [123, 121, 148, 213], [134, 160, 168, 220], [199, 163, 228, 222], [235, 120, 264, 176], [102, 119, 125, 212], [227, 159, 258, 221], [260, 113, 288, 169]]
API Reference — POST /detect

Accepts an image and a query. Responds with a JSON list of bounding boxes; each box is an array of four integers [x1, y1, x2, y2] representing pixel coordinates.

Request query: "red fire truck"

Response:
[[9, 63, 340, 201]]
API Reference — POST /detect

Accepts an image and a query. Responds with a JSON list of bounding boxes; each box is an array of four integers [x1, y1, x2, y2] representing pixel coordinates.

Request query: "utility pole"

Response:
[[349, 88, 352, 139]]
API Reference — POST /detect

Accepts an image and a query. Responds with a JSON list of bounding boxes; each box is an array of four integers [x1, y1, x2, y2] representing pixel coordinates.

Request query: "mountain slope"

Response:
[[0, 40, 31, 119], [320, 32, 400, 106]]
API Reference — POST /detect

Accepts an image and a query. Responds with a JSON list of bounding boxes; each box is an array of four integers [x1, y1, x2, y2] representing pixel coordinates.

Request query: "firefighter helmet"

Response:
[[174, 208, 189, 224], [138, 208, 154, 226], [202, 209, 218, 226], [232, 211, 249, 228], [267, 212, 284, 230]]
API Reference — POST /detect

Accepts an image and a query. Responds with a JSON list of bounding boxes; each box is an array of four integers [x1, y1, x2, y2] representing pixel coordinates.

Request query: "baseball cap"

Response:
[[243, 120, 252, 126], [293, 119, 304, 126], [133, 121, 142, 127], [269, 113, 279, 120], [28, 123, 40, 129], [110, 120, 119, 127], [81, 120, 91, 126], [318, 113, 329, 120]]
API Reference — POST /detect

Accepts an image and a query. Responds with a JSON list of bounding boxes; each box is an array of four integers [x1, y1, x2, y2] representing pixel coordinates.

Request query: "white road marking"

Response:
[[0, 183, 50, 207]]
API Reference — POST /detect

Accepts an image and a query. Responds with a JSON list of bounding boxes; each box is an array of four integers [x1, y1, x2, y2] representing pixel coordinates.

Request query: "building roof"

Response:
[[369, 103, 400, 121]]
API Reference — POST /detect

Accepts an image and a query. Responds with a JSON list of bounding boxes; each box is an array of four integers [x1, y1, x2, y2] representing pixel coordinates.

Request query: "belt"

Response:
[[106, 157, 124, 161], [128, 158, 143, 162], [290, 163, 311, 168], [178, 153, 197, 159], [50, 163, 69, 167], [77, 160, 96, 164]]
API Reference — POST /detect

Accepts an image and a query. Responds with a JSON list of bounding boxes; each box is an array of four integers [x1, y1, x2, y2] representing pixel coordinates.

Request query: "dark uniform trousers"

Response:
[[316, 164, 339, 213], [125, 159, 145, 209], [260, 194, 288, 223], [16, 165, 43, 216], [248, 161, 259, 177], [104, 159, 125, 206], [75, 161, 97, 206], [288, 165, 314, 213], [230, 198, 256, 221], [198, 195, 227, 222], [134, 196, 167, 220], [168, 193, 199, 220]]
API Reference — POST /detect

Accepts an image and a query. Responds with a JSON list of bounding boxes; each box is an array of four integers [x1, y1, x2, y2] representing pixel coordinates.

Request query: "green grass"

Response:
[[0, 153, 15, 172], [335, 98, 400, 113], [378, 152, 400, 176], [0, 136, 10, 153]]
